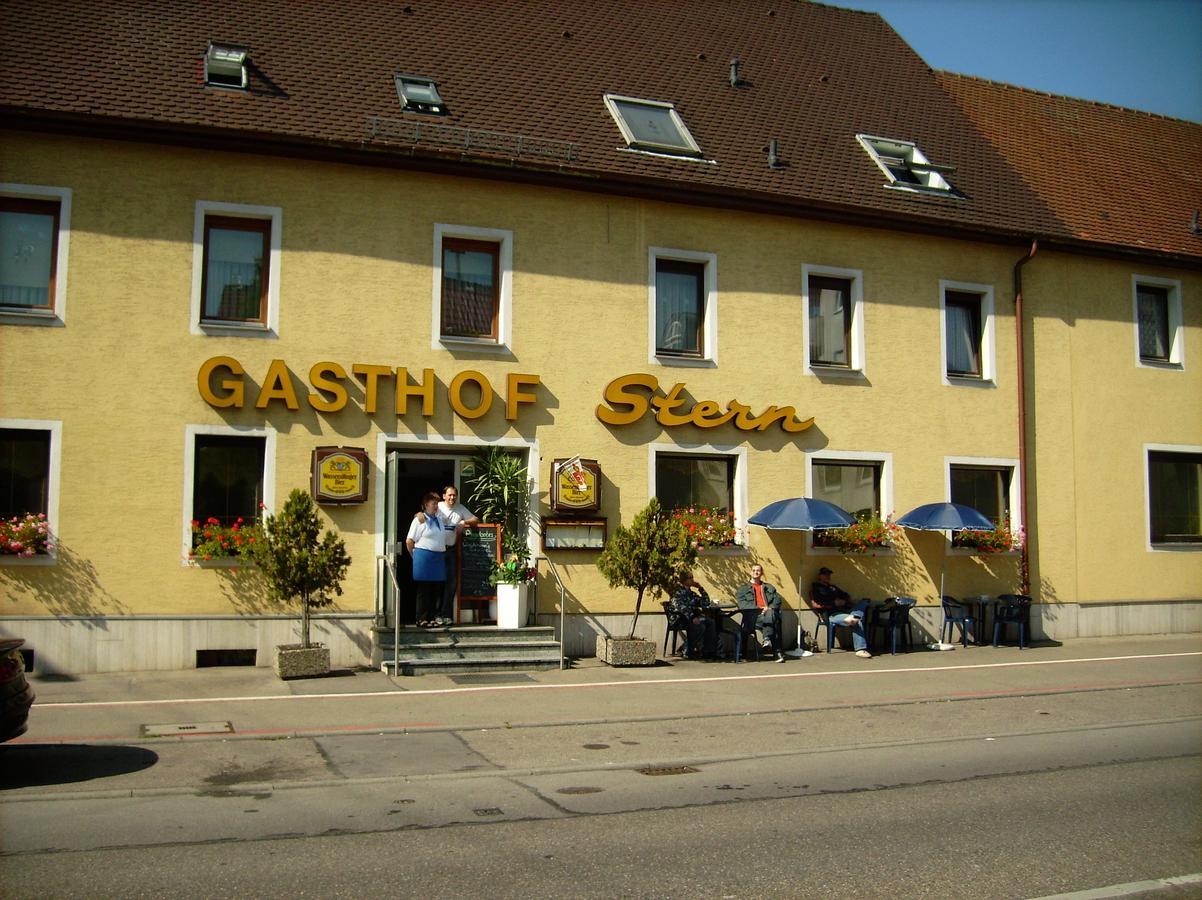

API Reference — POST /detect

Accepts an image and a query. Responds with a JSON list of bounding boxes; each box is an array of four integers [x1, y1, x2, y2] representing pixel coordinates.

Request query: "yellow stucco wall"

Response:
[[1, 132, 1198, 621]]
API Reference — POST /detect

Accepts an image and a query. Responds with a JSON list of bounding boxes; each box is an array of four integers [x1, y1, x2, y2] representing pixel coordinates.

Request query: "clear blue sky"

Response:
[[832, 0, 1202, 122]]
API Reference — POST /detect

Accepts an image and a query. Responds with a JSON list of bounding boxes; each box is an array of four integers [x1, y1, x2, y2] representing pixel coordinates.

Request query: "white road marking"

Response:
[[1030, 871, 1202, 898]]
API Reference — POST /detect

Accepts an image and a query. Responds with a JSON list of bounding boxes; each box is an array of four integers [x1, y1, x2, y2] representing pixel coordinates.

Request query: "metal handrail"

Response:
[[536, 555, 568, 670], [376, 554, 401, 675]]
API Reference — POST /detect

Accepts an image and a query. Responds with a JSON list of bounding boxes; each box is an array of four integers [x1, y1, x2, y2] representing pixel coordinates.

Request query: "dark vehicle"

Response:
[[0, 639, 34, 742]]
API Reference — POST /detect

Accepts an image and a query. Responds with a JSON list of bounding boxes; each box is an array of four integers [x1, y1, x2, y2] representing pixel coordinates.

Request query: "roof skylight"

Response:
[[857, 134, 957, 194], [604, 94, 702, 158], [395, 75, 447, 115], [205, 42, 248, 89]]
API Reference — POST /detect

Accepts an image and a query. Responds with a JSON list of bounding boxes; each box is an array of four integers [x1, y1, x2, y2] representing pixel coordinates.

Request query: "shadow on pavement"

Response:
[[0, 744, 158, 789]]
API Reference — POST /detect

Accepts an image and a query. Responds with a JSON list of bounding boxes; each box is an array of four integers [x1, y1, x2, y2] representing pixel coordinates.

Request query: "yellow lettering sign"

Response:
[[255, 359, 300, 411], [449, 370, 493, 419], [596, 374, 813, 434], [198, 356, 245, 408], [309, 361, 349, 413]]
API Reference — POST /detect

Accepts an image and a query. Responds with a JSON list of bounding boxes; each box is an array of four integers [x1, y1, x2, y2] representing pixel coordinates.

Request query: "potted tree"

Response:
[[595, 497, 697, 665], [241, 488, 350, 678]]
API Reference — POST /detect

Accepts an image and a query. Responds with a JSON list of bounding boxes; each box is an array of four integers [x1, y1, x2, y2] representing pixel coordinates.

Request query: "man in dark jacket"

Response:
[[668, 573, 719, 659], [810, 566, 872, 658], [735, 564, 785, 663]]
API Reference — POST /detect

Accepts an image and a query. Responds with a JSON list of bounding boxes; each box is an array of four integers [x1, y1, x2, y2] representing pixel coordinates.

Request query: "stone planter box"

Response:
[[596, 635, 656, 667], [272, 643, 330, 679]]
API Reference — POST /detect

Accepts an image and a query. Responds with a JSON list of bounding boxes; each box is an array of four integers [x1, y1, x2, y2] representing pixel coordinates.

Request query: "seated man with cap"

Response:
[[810, 566, 872, 659]]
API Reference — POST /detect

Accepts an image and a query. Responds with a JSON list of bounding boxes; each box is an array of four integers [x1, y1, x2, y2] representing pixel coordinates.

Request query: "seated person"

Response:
[[667, 573, 720, 659], [735, 564, 786, 663], [810, 566, 872, 659]]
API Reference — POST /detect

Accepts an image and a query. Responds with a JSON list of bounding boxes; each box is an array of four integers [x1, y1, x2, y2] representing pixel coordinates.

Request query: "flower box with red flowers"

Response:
[[671, 506, 738, 548], [190, 516, 263, 562]]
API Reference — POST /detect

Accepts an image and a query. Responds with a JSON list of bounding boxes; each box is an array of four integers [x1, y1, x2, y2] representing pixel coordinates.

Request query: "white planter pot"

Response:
[[496, 583, 529, 629]]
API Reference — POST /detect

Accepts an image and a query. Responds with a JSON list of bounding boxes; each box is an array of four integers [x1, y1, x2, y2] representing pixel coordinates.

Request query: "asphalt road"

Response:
[[1, 639, 1200, 898]]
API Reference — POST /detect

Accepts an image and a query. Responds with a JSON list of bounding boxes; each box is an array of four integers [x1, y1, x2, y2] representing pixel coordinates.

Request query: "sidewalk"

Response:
[[23, 629, 1197, 711]]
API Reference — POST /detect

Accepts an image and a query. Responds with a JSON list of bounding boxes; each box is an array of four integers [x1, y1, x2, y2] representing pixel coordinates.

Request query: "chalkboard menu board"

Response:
[[458, 524, 501, 603]]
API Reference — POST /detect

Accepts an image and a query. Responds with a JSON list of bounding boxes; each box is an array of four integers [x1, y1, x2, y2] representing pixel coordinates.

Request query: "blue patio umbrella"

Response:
[[895, 502, 996, 599], [748, 497, 856, 531], [895, 502, 995, 532], [749, 497, 856, 656]]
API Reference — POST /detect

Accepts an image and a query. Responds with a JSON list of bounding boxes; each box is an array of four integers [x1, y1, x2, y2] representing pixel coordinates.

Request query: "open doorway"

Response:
[[383, 445, 534, 627], [385, 454, 457, 627]]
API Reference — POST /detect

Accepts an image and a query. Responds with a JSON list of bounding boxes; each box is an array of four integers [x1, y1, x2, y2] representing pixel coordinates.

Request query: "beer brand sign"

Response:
[[311, 447, 369, 505]]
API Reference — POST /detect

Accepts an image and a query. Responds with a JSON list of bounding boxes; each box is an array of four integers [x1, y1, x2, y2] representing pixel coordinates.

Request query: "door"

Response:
[[385, 453, 457, 626]]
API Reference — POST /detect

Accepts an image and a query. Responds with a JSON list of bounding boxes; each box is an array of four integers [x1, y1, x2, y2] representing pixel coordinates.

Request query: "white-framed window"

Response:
[[0, 418, 62, 565], [190, 201, 281, 337], [648, 247, 717, 366], [182, 424, 275, 563], [802, 264, 865, 376], [431, 223, 513, 351], [856, 134, 958, 195], [945, 457, 1021, 553], [805, 449, 893, 554], [604, 94, 703, 159], [940, 280, 995, 385], [649, 442, 748, 548], [1144, 443, 1202, 550], [0, 183, 71, 327], [1133, 275, 1184, 369]]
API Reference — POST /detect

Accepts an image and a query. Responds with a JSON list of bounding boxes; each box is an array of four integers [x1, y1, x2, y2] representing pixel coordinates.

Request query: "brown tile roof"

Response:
[[937, 71, 1202, 261], [0, 0, 1195, 262]]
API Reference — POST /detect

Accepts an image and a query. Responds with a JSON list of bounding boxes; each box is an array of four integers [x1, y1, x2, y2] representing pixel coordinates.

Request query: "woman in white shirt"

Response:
[[406, 492, 446, 627]]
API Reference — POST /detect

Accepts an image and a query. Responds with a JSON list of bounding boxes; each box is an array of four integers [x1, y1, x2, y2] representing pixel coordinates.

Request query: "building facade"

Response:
[[1, 0, 1198, 673]]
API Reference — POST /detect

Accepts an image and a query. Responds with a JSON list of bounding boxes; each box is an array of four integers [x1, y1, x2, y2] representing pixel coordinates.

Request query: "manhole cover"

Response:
[[557, 786, 604, 795], [450, 674, 537, 685], [636, 765, 699, 776], [141, 721, 234, 738]]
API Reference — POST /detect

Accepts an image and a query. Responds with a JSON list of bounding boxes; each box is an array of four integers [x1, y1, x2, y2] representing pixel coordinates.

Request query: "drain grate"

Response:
[[473, 807, 504, 817], [557, 786, 604, 795], [636, 765, 699, 777], [141, 721, 234, 738], [450, 674, 537, 685]]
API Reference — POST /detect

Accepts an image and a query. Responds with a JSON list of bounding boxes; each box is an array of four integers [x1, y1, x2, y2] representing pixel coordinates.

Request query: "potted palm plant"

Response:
[[241, 488, 350, 678], [463, 448, 534, 626]]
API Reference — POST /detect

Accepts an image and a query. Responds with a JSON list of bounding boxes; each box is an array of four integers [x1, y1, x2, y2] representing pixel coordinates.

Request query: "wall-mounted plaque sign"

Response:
[[310, 446, 369, 505], [551, 458, 601, 513]]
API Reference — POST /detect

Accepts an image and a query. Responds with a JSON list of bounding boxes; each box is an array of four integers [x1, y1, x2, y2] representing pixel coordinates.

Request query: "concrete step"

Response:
[[384, 640, 562, 661], [383, 653, 564, 677], [376, 626, 556, 648]]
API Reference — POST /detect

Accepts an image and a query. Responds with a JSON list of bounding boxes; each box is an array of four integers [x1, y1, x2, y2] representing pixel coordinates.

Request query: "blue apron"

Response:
[[411, 518, 446, 582]]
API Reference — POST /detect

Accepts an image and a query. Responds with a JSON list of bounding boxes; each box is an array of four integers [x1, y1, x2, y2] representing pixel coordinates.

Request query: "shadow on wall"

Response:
[[212, 565, 282, 617], [838, 538, 926, 601], [0, 542, 129, 622]]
